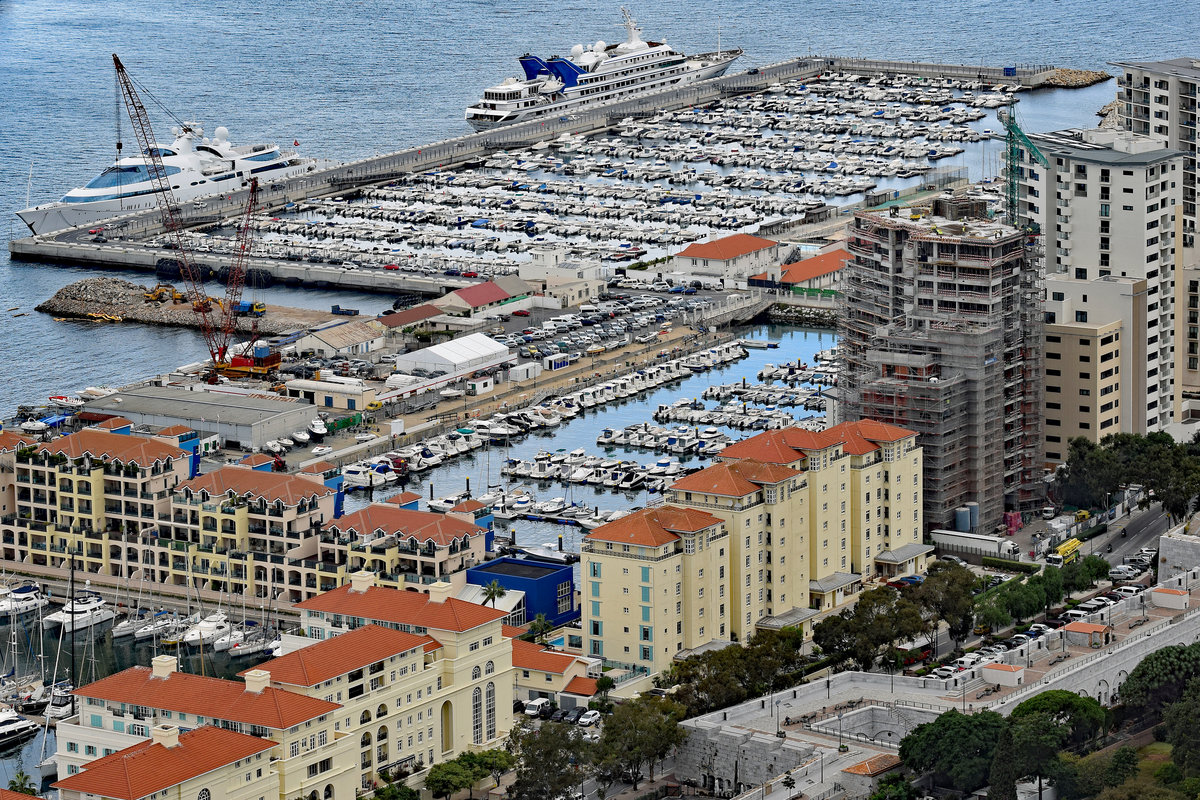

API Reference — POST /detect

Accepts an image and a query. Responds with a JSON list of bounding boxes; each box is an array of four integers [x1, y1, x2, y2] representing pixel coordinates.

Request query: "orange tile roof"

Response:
[[326, 503, 482, 547], [246, 624, 429, 686], [563, 676, 598, 697], [670, 459, 799, 496], [451, 499, 486, 513], [295, 582, 507, 633], [1062, 621, 1112, 634], [53, 725, 274, 800], [776, 249, 850, 284], [585, 505, 722, 547], [1154, 588, 1189, 596], [156, 425, 194, 437], [0, 431, 36, 453], [719, 428, 840, 464], [39, 428, 186, 468], [300, 460, 338, 474], [378, 303, 443, 328], [75, 666, 338, 729], [982, 663, 1023, 672], [178, 465, 333, 506], [239, 453, 275, 467], [450, 281, 510, 308], [93, 417, 133, 430], [384, 491, 422, 506], [827, 419, 916, 445], [512, 638, 579, 674], [502, 624, 528, 639], [677, 234, 777, 262], [842, 753, 901, 777]]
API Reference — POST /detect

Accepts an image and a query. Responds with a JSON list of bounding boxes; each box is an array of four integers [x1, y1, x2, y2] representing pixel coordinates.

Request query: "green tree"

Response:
[[1163, 679, 1200, 775], [988, 724, 1021, 800], [899, 709, 1007, 792], [462, 749, 517, 792], [528, 613, 554, 644], [507, 721, 587, 800], [1011, 689, 1106, 748], [1080, 554, 1112, 586], [975, 594, 1012, 632], [1011, 711, 1070, 795], [867, 773, 917, 800], [781, 772, 797, 797], [1121, 642, 1200, 712], [482, 579, 507, 608], [916, 561, 978, 652], [425, 760, 476, 799], [998, 580, 1043, 624], [1105, 746, 1140, 788], [595, 674, 615, 704], [5, 771, 36, 796], [598, 696, 687, 788]]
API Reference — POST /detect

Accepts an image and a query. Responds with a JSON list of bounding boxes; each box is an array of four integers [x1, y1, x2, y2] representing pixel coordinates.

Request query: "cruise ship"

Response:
[[465, 9, 741, 131], [17, 123, 322, 236]]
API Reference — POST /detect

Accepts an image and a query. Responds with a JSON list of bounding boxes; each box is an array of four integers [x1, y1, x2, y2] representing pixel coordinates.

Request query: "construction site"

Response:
[[838, 192, 1045, 534]]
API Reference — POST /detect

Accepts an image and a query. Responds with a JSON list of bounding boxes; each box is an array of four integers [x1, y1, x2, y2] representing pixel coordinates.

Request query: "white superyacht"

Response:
[[466, 9, 741, 130]]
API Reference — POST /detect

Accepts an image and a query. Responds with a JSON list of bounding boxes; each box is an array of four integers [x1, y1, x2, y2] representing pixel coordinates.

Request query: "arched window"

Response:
[[377, 725, 389, 742], [485, 682, 496, 740], [485, 660, 494, 675], [472, 687, 483, 745], [360, 731, 372, 748], [472, 666, 481, 680], [360, 709, 372, 725], [376, 704, 388, 718], [323, 784, 334, 800]]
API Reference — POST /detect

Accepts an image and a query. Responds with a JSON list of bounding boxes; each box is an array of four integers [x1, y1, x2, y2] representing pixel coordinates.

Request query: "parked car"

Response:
[[525, 698, 550, 717], [564, 707, 586, 725], [578, 709, 602, 727]]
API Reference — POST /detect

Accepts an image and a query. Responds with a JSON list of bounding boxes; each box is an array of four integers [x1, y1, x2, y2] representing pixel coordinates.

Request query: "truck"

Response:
[[234, 300, 266, 317], [931, 529, 1020, 558], [1047, 538, 1082, 567], [331, 305, 360, 316]]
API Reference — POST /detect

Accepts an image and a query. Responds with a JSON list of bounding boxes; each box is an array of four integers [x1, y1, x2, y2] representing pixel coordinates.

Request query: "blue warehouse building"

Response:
[[466, 557, 578, 628]]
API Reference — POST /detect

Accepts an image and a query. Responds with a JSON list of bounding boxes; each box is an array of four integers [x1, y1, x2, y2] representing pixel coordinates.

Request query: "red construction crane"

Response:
[[112, 53, 254, 365]]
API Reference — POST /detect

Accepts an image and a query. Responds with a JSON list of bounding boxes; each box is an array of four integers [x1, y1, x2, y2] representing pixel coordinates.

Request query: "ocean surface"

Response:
[[0, 0, 1195, 415], [0, 0, 1194, 787]]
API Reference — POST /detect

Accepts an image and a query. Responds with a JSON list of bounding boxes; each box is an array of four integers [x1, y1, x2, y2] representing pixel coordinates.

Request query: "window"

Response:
[[472, 687, 483, 745]]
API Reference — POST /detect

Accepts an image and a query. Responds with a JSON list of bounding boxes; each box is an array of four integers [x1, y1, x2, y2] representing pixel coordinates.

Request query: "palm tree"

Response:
[[482, 579, 507, 609], [528, 613, 554, 644], [7, 770, 36, 796]]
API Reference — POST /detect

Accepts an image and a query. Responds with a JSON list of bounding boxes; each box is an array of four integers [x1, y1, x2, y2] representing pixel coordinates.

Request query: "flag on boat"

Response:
[[294, 139, 300, 146]]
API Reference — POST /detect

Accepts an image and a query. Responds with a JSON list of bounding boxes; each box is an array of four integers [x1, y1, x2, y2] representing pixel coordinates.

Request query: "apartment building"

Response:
[[315, 503, 487, 593], [839, 197, 1044, 531], [55, 655, 356, 800], [0, 431, 35, 521], [294, 574, 514, 771], [54, 725, 280, 800], [581, 422, 926, 676], [251, 623, 466, 789], [1015, 127, 1182, 447], [1110, 58, 1198, 258], [1, 428, 189, 572]]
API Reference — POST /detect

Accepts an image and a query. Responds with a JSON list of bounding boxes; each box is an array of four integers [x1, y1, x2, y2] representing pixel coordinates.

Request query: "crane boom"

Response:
[[215, 177, 259, 362], [111, 54, 231, 364]]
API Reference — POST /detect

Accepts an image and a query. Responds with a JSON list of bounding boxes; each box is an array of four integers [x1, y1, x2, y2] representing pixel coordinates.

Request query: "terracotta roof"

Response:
[[827, 419, 916, 445], [326, 503, 482, 546], [754, 249, 849, 284], [239, 453, 275, 467], [1154, 588, 1189, 596], [585, 506, 723, 547], [300, 460, 338, 474], [155, 425, 194, 437], [378, 303, 443, 328], [417, 634, 443, 652], [178, 466, 333, 506], [512, 639, 579, 674], [670, 459, 799, 496], [842, 753, 901, 777], [76, 665, 338, 729], [247, 624, 428, 686], [563, 676, 598, 696], [451, 499, 486, 513], [502, 624, 528, 639], [383, 491, 422, 506], [0, 790, 43, 800], [450, 281, 510, 308], [0, 431, 36, 453], [39, 429, 186, 468], [719, 428, 840, 464], [677, 234, 777, 262], [53, 725, 274, 800], [295, 582, 507, 633], [982, 663, 1023, 672], [93, 417, 133, 430], [1062, 621, 1112, 634]]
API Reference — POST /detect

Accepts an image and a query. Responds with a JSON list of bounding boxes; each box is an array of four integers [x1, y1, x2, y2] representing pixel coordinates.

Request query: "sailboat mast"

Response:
[[68, 554, 76, 690]]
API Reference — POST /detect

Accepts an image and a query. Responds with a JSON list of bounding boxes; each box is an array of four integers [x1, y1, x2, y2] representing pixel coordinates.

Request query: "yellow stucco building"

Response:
[[582, 421, 927, 676]]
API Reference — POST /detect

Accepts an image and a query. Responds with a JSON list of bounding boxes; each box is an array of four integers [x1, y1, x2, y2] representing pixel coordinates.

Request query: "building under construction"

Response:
[[839, 194, 1045, 533]]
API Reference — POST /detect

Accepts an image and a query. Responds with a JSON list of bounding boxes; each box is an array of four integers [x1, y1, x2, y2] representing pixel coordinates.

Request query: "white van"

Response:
[[1062, 609, 1089, 622], [524, 698, 550, 717], [579, 304, 599, 314]]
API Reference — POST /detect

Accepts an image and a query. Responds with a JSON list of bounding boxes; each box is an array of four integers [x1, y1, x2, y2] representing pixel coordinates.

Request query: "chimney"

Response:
[[151, 724, 180, 749], [243, 669, 271, 694], [349, 570, 376, 594], [151, 655, 178, 679], [427, 581, 453, 604]]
